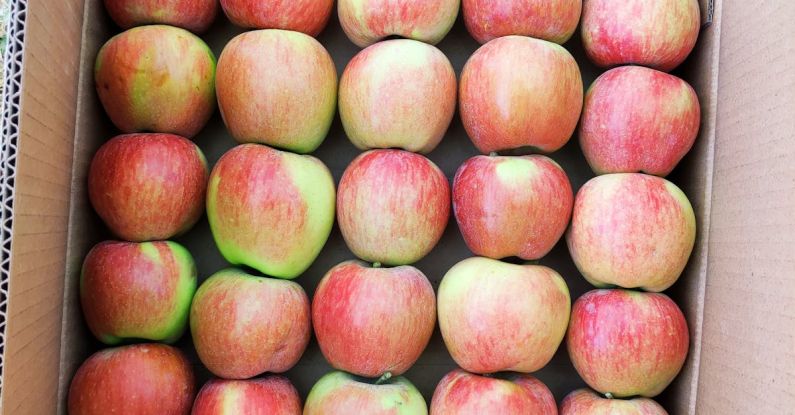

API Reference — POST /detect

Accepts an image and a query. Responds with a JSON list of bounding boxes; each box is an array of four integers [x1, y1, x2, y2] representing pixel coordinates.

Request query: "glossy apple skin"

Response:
[[560, 389, 668, 415], [463, 0, 581, 44], [566, 173, 696, 292], [453, 155, 573, 260], [313, 260, 436, 377], [430, 369, 557, 415], [190, 269, 311, 379], [581, 0, 700, 72], [207, 144, 335, 279], [460, 36, 583, 154], [438, 257, 571, 374], [221, 0, 333, 35], [95, 25, 216, 138], [337, 150, 450, 266], [68, 344, 194, 415], [304, 371, 428, 415], [338, 0, 460, 47], [567, 290, 689, 398], [339, 39, 456, 154], [88, 133, 208, 242], [216, 30, 337, 153], [103, 0, 218, 33], [580, 66, 701, 176], [192, 377, 302, 415]]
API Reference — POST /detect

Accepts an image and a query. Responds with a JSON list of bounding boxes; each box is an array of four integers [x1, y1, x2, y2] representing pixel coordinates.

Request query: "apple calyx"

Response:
[[375, 372, 393, 385], [605, 392, 614, 399]]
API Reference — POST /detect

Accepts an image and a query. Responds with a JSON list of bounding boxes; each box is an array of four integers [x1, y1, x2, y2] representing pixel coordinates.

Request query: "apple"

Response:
[[463, 0, 581, 44], [337, 149, 450, 266], [339, 39, 457, 153], [304, 371, 428, 415], [95, 25, 216, 138], [581, 0, 700, 72], [192, 377, 302, 415], [312, 260, 436, 377], [561, 389, 668, 415], [220, 0, 334, 36], [338, 0, 460, 47], [566, 173, 696, 292], [103, 0, 218, 33], [207, 144, 335, 279], [453, 154, 573, 260], [460, 36, 583, 154], [68, 344, 194, 415], [580, 66, 701, 176], [216, 30, 337, 154], [88, 133, 208, 242], [430, 369, 557, 414], [567, 289, 689, 398], [190, 268, 311, 379], [437, 257, 570, 374]]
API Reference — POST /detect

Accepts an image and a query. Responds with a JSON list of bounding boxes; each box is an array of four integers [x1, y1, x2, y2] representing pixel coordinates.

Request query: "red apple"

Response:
[[567, 289, 689, 398], [566, 173, 696, 292], [216, 30, 337, 153], [95, 25, 216, 138], [88, 133, 208, 242], [460, 36, 583, 154], [312, 260, 436, 377], [438, 257, 571, 374], [581, 0, 700, 72], [337, 149, 450, 266], [192, 377, 302, 415], [103, 0, 218, 33], [68, 344, 194, 415], [339, 39, 457, 153], [338, 0, 460, 47], [463, 0, 581, 44], [190, 269, 311, 379], [453, 154, 573, 260], [220, 0, 334, 36], [431, 369, 557, 415], [580, 66, 701, 176], [561, 389, 668, 415], [304, 371, 427, 415]]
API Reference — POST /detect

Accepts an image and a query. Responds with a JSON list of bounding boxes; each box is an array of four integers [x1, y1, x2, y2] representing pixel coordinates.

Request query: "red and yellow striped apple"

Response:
[[192, 377, 302, 415], [463, 0, 581, 44], [561, 389, 668, 415], [220, 0, 334, 35], [304, 371, 427, 415], [103, 0, 218, 33], [338, 0, 460, 47]]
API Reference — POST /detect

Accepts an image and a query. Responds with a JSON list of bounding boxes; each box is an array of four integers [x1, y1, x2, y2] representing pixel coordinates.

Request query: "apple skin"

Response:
[[216, 30, 337, 153], [430, 369, 557, 415], [560, 389, 668, 415], [566, 173, 696, 292], [581, 0, 700, 72], [438, 257, 571, 374], [103, 0, 218, 33], [338, 0, 460, 47], [337, 149, 450, 266], [190, 269, 311, 379], [68, 344, 194, 415], [580, 66, 701, 177], [339, 39, 457, 154], [207, 144, 335, 279], [304, 371, 428, 415], [88, 133, 209, 242], [312, 260, 436, 377], [567, 289, 689, 398], [95, 25, 216, 138], [453, 154, 573, 260], [463, 0, 581, 44], [191, 377, 302, 415], [460, 36, 583, 154], [220, 0, 333, 36]]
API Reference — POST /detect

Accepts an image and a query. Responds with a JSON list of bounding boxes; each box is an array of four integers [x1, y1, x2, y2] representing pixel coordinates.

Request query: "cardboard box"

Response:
[[1, 0, 794, 413]]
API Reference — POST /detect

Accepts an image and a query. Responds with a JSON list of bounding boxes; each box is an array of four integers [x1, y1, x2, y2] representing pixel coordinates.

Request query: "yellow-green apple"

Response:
[[337, 149, 450, 265], [216, 30, 337, 153], [566, 173, 696, 292], [192, 377, 302, 415], [339, 39, 456, 153], [437, 257, 571, 374], [581, 0, 700, 72], [207, 144, 335, 279], [190, 269, 311, 379], [580, 66, 701, 176], [453, 155, 573, 260], [430, 369, 557, 414], [80, 241, 196, 345], [220, 0, 334, 35], [103, 0, 218, 33], [312, 260, 436, 377], [567, 289, 689, 398], [88, 133, 208, 242], [460, 36, 583, 154], [463, 0, 581, 44], [304, 371, 428, 415], [338, 0, 460, 47], [68, 344, 194, 415], [95, 25, 216, 138], [561, 389, 668, 415]]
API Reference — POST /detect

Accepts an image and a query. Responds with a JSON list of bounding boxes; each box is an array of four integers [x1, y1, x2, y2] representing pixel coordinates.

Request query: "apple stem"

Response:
[[605, 392, 614, 399], [489, 152, 498, 157], [375, 372, 392, 385], [373, 262, 382, 268]]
